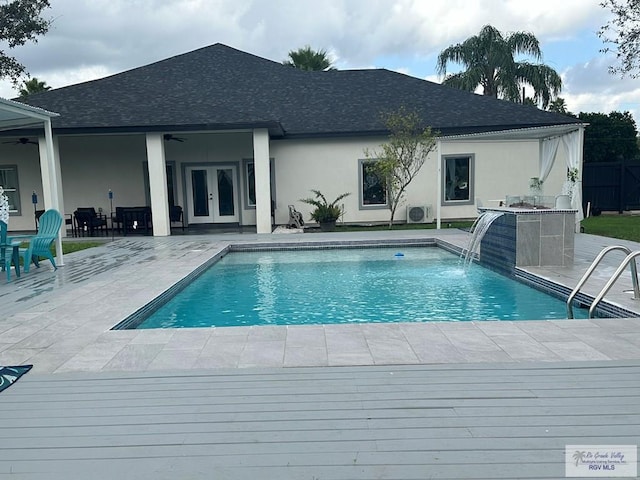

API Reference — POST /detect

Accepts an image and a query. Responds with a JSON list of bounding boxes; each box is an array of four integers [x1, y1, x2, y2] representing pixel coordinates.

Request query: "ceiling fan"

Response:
[[163, 134, 186, 142], [3, 137, 38, 146]]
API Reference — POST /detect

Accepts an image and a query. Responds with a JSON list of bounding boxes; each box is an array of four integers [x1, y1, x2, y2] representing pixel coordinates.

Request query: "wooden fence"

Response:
[[582, 161, 640, 213]]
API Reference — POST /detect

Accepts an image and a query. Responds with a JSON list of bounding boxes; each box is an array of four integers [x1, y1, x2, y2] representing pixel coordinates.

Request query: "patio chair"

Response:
[[74, 207, 108, 236], [121, 206, 152, 235], [170, 205, 185, 231], [17, 209, 63, 273], [111, 207, 125, 234], [288, 205, 304, 229], [34, 209, 45, 232]]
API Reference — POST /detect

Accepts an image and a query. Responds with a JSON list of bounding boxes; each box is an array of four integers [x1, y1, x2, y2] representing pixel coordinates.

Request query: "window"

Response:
[[359, 159, 387, 208], [143, 162, 176, 207], [0, 165, 20, 215], [442, 155, 474, 205], [243, 158, 275, 209], [246, 161, 256, 207]]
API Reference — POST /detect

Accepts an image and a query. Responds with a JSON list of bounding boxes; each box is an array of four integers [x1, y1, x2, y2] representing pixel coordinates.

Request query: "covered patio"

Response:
[[0, 98, 64, 264]]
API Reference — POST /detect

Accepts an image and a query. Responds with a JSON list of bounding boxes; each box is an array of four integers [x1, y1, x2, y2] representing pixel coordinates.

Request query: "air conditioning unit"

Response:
[[406, 205, 432, 224]]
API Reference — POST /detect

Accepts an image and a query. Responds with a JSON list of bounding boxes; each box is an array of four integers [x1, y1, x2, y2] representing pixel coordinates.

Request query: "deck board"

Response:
[[1, 361, 639, 479]]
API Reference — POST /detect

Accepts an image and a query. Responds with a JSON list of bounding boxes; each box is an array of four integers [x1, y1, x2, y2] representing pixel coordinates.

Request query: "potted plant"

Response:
[[529, 177, 543, 196], [300, 189, 350, 231]]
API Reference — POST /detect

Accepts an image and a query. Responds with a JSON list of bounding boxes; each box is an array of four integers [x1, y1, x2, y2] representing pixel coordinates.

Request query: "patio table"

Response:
[[1, 239, 21, 280]]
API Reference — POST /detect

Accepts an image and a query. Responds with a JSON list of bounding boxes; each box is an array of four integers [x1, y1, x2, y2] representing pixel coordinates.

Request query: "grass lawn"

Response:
[[582, 214, 640, 243], [59, 241, 105, 255]]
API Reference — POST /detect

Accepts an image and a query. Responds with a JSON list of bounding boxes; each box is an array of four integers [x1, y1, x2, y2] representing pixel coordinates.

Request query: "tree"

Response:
[[0, 0, 51, 84], [18, 76, 50, 97], [283, 45, 335, 71], [578, 111, 640, 162], [547, 97, 571, 115], [599, 0, 640, 77], [437, 24, 562, 109], [365, 108, 437, 229]]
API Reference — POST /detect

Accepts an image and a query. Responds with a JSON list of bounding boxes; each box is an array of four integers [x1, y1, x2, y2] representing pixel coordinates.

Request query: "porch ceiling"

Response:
[[0, 97, 59, 131]]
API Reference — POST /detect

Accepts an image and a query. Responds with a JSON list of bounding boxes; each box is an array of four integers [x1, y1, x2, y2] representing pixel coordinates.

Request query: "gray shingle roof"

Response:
[[21, 43, 580, 137]]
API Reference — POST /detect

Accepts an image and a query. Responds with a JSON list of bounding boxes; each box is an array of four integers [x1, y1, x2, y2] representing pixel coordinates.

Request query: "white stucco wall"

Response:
[[439, 138, 569, 218], [59, 135, 149, 213], [272, 135, 570, 225], [0, 142, 42, 231], [1, 130, 574, 232]]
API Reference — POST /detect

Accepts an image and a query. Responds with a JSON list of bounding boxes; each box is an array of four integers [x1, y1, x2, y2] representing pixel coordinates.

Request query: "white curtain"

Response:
[[561, 130, 584, 227], [539, 136, 560, 184]]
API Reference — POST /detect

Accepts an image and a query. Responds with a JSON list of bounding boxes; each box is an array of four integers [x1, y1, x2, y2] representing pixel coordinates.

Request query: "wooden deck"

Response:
[[1, 361, 639, 479]]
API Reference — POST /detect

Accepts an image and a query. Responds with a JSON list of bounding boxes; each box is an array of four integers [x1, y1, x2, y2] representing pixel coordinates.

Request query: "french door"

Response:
[[186, 165, 239, 224]]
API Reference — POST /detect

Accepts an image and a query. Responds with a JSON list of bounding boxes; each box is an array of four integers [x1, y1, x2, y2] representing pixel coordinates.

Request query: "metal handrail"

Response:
[[567, 245, 640, 318], [589, 250, 640, 318]]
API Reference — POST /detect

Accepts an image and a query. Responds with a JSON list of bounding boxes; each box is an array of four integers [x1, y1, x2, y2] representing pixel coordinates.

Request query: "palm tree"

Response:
[[437, 25, 562, 109], [548, 97, 570, 115], [283, 46, 335, 71], [18, 77, 51, 98]]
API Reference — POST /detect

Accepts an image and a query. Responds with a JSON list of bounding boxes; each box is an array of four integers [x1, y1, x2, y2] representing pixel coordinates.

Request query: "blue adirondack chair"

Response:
[[14, 209, 63, 273]]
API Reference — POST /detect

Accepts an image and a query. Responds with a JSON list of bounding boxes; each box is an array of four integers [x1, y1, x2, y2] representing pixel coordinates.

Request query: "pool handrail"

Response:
[[567, 245, 640, 318], [588, 250, 640, 318]]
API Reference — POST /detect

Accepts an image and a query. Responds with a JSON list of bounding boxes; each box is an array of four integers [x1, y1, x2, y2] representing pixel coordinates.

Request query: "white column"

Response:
[[253, 129, 272, 234], [38, 119, 64, 265], [145, 133, 170, 236], [436, 138, 442, 229], [575, 126, 585, 233]]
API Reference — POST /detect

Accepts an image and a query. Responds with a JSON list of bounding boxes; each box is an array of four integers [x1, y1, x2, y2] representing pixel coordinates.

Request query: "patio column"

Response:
[[38, 119, 64, 265], [436, 138, 442, 229], [253, 128, 271, 234], [145, 133, 170, 236]]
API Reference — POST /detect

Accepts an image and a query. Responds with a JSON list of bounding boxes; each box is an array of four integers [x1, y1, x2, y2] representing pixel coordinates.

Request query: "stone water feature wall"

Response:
[[478, 207, 576, 274]]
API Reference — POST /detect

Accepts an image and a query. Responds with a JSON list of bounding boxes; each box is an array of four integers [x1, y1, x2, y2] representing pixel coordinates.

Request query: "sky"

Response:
[[0, 0, 636, 122]]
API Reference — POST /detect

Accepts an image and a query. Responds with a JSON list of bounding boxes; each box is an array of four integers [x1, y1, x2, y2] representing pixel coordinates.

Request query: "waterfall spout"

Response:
[[462, 211, 505, 268]]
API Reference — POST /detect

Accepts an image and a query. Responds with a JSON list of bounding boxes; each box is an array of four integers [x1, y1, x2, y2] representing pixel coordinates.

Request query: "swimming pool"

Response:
[[130, 247, 587, 329]]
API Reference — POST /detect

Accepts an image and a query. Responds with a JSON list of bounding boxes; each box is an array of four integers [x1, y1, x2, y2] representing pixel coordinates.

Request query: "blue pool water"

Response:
[[134, 247, 586, 329]]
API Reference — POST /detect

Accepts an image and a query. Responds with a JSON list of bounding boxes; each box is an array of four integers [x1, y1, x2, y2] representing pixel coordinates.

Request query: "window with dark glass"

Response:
[[246, 162, 256, 207], [443, 155, 473, 204], [360, 161, 387, 206], [143, 162, 176, 207], [243, 158, 276, 210], [0, 165, 20, 214]]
